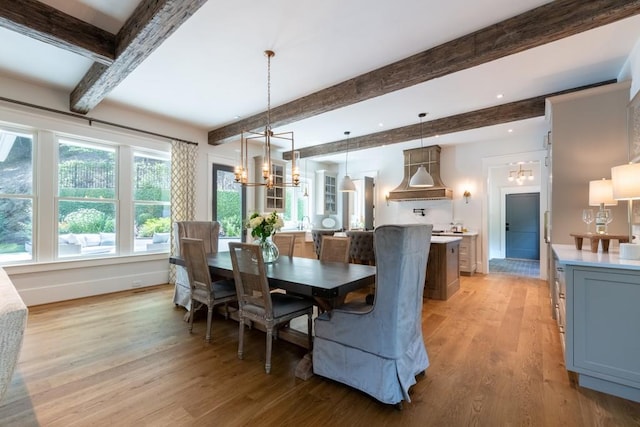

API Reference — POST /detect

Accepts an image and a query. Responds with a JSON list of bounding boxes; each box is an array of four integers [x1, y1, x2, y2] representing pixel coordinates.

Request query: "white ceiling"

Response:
[[1, 0, 639, 162]]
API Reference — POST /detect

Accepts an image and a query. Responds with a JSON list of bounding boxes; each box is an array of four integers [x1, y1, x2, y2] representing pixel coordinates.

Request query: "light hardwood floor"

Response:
[[2, 274, 640, 426]]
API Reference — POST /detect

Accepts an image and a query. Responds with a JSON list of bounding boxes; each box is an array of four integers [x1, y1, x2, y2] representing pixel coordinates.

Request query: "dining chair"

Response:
[[272, 233, 295, 257], [311, 229, 335, 259], [173, 221, 221, 310], [320, 236, 351, 263], [180, 238, 237, 343], [228, 242, 314, 374], [345, 230, 375, 265], [313, 224, 433, 408]]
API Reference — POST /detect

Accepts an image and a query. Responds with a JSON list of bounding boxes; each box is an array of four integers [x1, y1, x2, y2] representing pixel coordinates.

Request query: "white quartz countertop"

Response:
[[433, 231, 478, 236], [553, 244, 640, 271], [431, 236, 462, 244]]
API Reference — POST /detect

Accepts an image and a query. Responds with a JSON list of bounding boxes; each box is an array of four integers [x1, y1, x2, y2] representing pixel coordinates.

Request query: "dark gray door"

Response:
[[506, 193, 540, 260]]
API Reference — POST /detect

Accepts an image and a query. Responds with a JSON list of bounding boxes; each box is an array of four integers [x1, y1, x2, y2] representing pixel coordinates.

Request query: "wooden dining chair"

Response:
[[181, 238, 237, 343], [228, 242, 314, 374], [320, 236, 351, 263], [272, 233, 295, 257]]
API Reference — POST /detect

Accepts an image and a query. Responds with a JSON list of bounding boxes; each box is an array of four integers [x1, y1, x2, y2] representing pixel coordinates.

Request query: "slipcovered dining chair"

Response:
[[320, 236, 351, 263], [180, 238, 237, 343], [173, 221, 221, 310], [272, 233, 295, 257], [313, 224, 433, 407], [311, 229, 335, 259], [229, 242, 314, 374]]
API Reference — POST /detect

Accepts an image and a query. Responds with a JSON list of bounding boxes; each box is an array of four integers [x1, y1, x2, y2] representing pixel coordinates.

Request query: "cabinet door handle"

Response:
[[559, 292, 565, 299]]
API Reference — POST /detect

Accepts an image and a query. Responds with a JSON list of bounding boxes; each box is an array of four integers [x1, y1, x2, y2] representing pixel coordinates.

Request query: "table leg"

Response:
[[295, 353, 314, 380], [573, 237, 583, 250], [590, 238, 600, 253], [601, 239, 611, 253]]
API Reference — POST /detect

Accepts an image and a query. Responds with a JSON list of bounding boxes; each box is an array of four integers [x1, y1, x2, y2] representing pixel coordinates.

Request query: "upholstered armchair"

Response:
[[346, 230, 375, 265], [173, 221, 220, 310], [313, 224, 433, 406]]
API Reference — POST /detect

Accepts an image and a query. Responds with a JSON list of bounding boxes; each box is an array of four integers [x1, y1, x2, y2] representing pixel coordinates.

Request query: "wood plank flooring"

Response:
[[2, 274, 640, 426]]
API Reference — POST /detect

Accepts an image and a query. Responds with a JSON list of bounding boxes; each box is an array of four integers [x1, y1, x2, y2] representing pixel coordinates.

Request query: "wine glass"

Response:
[[582, 208, 594, 233]]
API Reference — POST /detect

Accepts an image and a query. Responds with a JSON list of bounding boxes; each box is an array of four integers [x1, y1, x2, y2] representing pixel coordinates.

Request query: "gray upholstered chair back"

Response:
[[346, 230, 375, 265], [374, 224, 432, 357]]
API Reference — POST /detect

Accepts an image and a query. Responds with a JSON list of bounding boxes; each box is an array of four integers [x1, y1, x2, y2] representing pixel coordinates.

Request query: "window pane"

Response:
[[0, 133, 33, 194], [58, 140, 116, 199], [58, 201, 116, 258], [0, 198, 33, 263], [133, 154, 170, 201], [133, 152, 171, 252], [134, 203, 170, 252], [0, 130, 34, 264]]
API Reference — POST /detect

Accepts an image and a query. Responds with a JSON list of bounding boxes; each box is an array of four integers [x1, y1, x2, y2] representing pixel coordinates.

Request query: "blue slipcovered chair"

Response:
[[313, 224, 432, 406]]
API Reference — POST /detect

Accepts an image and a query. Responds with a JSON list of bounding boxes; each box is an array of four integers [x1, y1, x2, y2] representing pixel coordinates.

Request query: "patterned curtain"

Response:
[[169, 140, 197, 284]]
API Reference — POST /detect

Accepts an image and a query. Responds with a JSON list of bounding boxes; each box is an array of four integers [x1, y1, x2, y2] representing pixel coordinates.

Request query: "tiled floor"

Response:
[[489, 258, 540, 278]]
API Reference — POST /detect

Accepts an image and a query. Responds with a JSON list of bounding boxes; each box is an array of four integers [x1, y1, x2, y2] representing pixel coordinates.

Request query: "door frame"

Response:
[[481, 149, 548, 280]]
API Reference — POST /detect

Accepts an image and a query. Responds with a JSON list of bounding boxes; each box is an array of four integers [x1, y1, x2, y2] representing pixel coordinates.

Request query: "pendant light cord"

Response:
[[344, 131, 351, 174]]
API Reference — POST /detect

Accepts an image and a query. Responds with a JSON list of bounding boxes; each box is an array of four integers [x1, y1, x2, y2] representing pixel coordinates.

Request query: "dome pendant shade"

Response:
[[340, 175, 356, 192], [409, 165, 434, 187]]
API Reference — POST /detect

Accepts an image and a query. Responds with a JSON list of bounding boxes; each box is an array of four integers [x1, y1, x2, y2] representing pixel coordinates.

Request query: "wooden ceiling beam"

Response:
[[0, 0, 115, 65], [70, 0, 207, 114], [210, 0, 640, 146], [282, 80, 615, 160]]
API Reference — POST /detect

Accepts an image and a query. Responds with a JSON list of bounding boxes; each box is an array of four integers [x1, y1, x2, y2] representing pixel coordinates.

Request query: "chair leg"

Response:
[[265, 328, 273, 374], [307, 314, 313, 350], [205, 305, 213, 343], [237, 316, 244, 360], [188, 298, 195, 333]]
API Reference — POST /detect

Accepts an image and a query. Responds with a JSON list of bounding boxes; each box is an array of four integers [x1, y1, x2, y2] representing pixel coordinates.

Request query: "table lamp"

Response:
[[611, 162, 640, 259], [589, 178, 617, 234]]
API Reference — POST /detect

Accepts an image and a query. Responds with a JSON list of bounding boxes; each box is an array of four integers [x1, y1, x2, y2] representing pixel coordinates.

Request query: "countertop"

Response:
[[431, 236, 462, 244], [432, 231, 478, 237], [553, 243, 640, 271]]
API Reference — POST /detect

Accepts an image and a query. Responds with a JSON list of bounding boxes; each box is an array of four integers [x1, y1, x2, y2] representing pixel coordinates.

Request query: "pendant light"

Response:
[[339, 131, 356, 192], [409, 113, 434, 187]]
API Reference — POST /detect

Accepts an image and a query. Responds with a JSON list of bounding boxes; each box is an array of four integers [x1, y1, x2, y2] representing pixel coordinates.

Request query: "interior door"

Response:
[[506, 192, 540, 260], [212, 164, 245, 252], [363, 176, 374, 230]]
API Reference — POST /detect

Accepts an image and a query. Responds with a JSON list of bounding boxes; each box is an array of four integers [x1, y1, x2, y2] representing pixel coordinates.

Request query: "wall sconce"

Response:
[[385, 193, 390, 206], [463, 190, 471, 204]]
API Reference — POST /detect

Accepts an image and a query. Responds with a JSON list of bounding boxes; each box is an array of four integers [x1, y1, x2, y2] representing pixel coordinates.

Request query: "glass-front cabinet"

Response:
[[315, 170, 337, 215], [254, 157, 285, 213]]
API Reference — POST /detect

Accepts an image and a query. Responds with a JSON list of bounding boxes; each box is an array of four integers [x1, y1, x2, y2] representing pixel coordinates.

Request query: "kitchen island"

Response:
[[425, 236, 462, 300], [552, 244, 640, 402]]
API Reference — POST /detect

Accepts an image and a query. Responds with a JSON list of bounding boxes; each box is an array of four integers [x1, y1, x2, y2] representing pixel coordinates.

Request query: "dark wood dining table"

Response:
[[170, 251, 376, 305]]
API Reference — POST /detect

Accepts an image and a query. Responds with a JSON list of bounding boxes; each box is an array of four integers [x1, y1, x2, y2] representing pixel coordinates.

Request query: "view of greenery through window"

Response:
[[0, 131, 34, 262]]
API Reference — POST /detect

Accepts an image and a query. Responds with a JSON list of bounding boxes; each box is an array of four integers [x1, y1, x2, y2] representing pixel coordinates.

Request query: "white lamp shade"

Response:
[[612, 163, 640, 200], [409, 165, 434, 187], [588, 179, 618, 206], [339, 175, 356, 192]]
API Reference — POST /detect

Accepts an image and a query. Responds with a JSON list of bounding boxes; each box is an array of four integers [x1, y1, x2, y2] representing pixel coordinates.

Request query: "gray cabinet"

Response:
[[553, 245, 640, 403]]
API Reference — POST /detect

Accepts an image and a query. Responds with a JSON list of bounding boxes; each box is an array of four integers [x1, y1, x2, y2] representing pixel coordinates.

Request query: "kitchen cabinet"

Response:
[[552, 244, 640, 403], [458, 234, 477, 275], [433, 232, 477, 275], [254, 157, 285, 212], [315, 170, 337, 215], [425, 238, 460, 300]]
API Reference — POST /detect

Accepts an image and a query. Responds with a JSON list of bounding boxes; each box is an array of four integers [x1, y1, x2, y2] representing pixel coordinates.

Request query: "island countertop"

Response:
[[552, 243, 640, 271], [431, 236, 462, 244]]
